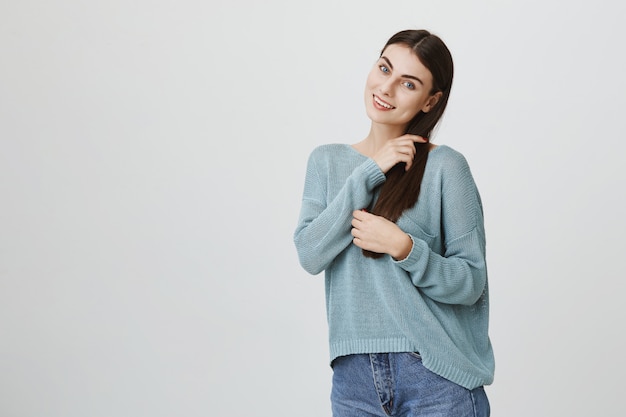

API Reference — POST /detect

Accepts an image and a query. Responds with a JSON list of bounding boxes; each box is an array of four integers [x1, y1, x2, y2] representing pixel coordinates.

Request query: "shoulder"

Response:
[[428, 145, 469, 167], [427, 145, 480, 194], [429, 146, 485, 235], [307, 143, 360, 166], [428, 145, 474, 178], [309, 143, 353, 158]]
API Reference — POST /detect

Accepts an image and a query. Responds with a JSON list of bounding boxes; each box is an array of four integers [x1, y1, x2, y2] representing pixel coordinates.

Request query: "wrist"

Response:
[[392, 233, 413, 261]]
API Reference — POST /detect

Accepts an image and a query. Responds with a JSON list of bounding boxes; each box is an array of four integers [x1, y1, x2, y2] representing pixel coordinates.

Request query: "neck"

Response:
[[355, 123, 406, 157]]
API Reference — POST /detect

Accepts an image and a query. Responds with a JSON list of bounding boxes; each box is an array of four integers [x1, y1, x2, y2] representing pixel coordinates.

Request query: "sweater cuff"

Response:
[[361, 158, 386, 190], [392, 234, 426, 268]]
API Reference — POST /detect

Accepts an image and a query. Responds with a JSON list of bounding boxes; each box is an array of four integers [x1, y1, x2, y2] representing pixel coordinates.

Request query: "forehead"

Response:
[[380, 44, 433, 83]]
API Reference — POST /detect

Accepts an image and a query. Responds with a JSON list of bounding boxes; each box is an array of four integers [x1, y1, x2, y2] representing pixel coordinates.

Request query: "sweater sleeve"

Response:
[[394, 152, 487, 306], [294, 147, 386, 275]]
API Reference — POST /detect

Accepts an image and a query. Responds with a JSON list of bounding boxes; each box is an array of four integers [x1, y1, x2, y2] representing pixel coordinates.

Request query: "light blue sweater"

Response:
[[294, 144, 494, 390]]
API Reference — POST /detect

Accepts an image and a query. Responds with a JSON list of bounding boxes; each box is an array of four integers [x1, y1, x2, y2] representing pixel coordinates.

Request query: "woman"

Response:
[[294, 29, 494, 416]]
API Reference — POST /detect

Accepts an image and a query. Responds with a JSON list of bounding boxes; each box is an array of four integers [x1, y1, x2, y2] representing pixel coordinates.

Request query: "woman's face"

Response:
[[364, 44, 440, 130]]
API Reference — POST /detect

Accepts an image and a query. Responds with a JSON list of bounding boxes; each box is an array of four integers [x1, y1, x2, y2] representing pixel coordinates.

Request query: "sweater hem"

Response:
[[330, 337, 417, 363], [422, 354, 494, 390], [329, 338, 494, 390]]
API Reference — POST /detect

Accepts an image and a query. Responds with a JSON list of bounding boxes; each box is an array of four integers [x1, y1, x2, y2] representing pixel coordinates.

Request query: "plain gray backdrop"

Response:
[[1, 0, 624, 416]]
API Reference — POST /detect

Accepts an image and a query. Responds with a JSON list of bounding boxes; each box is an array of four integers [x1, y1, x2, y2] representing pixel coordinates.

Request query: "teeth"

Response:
[[374, 96, 394, 109]]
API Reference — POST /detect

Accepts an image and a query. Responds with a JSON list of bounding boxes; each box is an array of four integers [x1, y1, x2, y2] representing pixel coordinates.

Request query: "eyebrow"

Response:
[[381, 56, 424, 85]]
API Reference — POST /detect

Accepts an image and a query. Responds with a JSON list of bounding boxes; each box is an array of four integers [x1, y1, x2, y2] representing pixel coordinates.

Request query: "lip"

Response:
[[373, 95, 395, 110]]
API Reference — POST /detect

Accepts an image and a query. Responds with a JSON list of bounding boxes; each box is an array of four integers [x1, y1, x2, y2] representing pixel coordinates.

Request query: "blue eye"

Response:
[[379, 65, 390, 73], [404, 81, 415, 90]]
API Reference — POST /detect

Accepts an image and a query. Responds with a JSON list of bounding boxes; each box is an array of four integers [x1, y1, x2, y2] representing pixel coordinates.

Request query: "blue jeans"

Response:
[[331, 353, 490, 417]]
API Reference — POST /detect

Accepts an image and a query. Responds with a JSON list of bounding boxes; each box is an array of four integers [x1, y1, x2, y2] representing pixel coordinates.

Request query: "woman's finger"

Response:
[[408, 134, 428, 143]]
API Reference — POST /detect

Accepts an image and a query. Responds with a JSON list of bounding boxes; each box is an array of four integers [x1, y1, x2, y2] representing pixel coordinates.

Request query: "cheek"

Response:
[[398, 96, 423, 118], [397, 110, 419, 125], [364, 74, 379, 104], [364, 72, 377, 91]]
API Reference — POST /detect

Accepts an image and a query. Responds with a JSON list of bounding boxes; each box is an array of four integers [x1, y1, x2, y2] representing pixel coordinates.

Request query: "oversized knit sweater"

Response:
[[294, 143, 494, 390]]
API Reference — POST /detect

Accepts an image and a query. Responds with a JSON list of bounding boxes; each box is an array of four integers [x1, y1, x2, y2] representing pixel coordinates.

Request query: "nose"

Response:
[[379, 77, 394, 97]]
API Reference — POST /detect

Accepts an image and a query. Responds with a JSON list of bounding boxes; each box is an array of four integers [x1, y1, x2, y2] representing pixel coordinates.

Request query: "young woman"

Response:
[[294, 29, 494, 416]]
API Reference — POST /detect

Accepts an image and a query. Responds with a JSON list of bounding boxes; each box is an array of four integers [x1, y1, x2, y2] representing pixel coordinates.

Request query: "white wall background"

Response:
[[1, 0, 624, 416]]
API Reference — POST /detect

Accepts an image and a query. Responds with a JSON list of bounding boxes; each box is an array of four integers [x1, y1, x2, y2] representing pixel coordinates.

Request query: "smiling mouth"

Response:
[[373, 95, 395, 109]]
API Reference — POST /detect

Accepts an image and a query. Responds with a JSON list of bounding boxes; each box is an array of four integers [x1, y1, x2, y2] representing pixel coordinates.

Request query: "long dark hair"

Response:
[[364, 29, 454, 258]]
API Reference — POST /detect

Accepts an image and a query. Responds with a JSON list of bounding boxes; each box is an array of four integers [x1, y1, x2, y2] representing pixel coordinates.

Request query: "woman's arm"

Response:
[[396, 153, 487, 305], [397, 227, 487, 306], [294, 148, 386, 275]]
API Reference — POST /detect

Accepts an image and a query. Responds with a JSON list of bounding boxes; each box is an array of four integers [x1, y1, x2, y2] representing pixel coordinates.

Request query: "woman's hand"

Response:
[[372, 134, 428, 173], [351, 210, 413, 260]]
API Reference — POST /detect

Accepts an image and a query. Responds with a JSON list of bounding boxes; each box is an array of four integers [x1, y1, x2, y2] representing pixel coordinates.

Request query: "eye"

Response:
[[403, 81, 415, 90], [379, 65, 390, 74]]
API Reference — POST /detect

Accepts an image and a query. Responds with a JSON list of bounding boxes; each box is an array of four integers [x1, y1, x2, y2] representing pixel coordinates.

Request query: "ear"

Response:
[[421, 92, 442, 113]]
